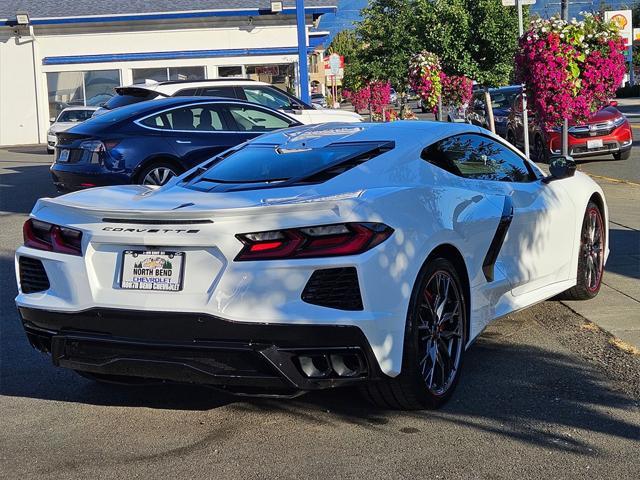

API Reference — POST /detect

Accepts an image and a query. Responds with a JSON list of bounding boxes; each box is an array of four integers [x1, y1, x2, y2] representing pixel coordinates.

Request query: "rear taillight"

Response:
[[235, 222, 393, 261], [103, 139, 121, 150], [78, 140, 120, 164], [23, 219, 83, 256]]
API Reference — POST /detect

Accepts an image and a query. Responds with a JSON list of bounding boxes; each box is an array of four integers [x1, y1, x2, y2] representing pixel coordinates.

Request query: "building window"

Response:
[[245, 64, 294, 94], [46, 69, 120, 122], [132, 66, 206, 84], [218, 66, 244, 78]]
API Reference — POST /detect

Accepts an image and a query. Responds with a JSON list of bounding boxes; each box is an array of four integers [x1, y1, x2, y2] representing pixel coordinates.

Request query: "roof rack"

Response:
[[157, 78, 258, 86]]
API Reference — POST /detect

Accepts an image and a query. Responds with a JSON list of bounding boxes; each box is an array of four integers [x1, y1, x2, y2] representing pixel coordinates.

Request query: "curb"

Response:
[[585, 173, 640, 187]]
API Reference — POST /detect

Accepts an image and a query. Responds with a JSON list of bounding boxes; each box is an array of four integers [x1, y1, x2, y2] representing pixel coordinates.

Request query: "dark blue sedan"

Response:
[[51, 97, 302, 191]]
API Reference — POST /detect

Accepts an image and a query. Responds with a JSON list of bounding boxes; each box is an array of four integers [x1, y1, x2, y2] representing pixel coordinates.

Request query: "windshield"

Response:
[[57, 110, 94, 122], [194, 142, 388, 184], [103, 89, 161, 110], [490, 90, 519, 109]]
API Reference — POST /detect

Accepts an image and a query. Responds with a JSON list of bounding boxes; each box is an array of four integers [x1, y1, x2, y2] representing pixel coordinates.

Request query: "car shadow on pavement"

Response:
[[247, 332, 640, 455], [3, 248, 639, 457], [4, 146, 51, 156], [606, 228, 640, 280], [0, 164, 58, 214]]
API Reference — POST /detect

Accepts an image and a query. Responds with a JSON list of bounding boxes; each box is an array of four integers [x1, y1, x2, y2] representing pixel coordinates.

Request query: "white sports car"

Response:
[[15, 122, 608, 409]]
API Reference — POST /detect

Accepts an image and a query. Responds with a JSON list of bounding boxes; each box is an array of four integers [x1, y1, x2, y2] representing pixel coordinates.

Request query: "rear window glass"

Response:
[[195, 142, 388, 184], [104, 90, 160, 110], [57, 110, 94, 122], [490, 89, 519, 109], [83, 101, 160, 125]]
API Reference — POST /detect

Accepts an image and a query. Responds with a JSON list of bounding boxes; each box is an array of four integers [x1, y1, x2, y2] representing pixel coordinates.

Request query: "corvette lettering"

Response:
[[102, 227, 199, 233]]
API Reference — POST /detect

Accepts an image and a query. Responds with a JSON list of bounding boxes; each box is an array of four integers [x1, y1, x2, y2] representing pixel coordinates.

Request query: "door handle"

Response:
[[176, 140, 192, 144]]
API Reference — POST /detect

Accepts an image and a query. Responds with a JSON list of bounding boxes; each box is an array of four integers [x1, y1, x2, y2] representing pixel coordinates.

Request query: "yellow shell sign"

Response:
[[611, 14, 628, 30]]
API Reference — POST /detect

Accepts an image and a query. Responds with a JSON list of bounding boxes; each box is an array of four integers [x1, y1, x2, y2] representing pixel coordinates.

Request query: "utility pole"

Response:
[[516, 0, 530, 159], [295, 0, 311, 104], [561, 0, 569, 157]]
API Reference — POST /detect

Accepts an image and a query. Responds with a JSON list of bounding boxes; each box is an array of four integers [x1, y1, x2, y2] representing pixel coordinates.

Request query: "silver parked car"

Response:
[[47, 106, 98, 154]]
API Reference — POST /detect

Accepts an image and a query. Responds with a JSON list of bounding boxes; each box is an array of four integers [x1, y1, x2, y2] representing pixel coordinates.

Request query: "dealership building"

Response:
[[0, 1, 334, 146]]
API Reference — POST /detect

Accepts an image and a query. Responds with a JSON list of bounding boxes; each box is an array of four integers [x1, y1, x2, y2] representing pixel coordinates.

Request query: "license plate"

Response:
[[58, 149, 70, 162], [587, 139, 604, 150], [120, 250, 184, 291]]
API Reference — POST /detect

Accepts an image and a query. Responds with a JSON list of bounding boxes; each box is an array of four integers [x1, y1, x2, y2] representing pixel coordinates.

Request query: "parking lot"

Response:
[[1, 142, 640, 479]]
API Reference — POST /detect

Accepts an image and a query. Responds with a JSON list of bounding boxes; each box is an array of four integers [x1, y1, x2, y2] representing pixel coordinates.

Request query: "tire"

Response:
[[613, 149, 631, 160], [559, 201, 605, 300], [136, 161, 181, 186], [47, 148, 54, 155], [363, 257, 467, 410]]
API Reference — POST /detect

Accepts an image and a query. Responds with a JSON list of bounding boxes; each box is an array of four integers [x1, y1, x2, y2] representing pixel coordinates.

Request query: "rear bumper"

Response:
[[19, 307, 379, 394], [50, 163, 130, 192]]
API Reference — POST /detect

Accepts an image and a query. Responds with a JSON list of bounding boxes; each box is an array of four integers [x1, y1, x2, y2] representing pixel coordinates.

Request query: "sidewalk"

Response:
[[562, 177, 640, 349]]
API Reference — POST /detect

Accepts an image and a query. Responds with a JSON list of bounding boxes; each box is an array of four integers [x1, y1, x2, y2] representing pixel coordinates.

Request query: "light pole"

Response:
[[561, 0, 569, 157], [295, 0, 311, 104], [516, 0, 530, 159]]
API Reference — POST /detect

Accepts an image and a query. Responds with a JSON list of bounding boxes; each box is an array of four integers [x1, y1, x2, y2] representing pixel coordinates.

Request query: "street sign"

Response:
[[329, 53, 341, 76], [605, 10, 633, 47], [324, 54, 344, 79], [501, 0, 535, 6]]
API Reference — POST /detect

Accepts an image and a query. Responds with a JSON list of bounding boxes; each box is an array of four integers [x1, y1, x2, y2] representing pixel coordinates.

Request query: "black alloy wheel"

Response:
[[560, 201, 605, 300], [363, 257, 467, 409]]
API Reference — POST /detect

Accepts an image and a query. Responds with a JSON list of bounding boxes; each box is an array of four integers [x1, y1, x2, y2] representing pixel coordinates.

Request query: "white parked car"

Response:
[[16, 121, 607, 409], [47, 106, 99, 153], [94, 79, 362, 124]]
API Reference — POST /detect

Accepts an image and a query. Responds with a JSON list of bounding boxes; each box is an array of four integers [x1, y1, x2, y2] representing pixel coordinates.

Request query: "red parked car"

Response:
[[507, 92, 633, 163]]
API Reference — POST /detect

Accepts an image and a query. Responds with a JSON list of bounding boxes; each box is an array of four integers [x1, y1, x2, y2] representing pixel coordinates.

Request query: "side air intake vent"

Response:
[[301, 267, 363, 311], [19, 256, 50, 294]]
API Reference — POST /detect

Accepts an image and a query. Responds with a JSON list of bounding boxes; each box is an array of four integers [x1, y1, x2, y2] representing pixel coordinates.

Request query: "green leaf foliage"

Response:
[[341, 0, 523, 90]]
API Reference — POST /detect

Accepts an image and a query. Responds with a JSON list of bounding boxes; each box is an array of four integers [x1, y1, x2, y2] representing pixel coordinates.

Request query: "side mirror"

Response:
[[610, 100, 618, 107], [543, 155, 577, 183]]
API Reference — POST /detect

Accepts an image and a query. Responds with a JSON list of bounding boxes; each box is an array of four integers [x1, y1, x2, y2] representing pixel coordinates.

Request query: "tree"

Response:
[[328, 30, 368, 92], [346, 0, 522, 89], [464, 0, 523, 85], [327, 30, 359, 65], [355, 0, 422, 95]]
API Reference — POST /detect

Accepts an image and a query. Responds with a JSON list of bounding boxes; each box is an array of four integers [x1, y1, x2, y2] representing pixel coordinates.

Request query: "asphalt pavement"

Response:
[[1, 144, 639, 479]]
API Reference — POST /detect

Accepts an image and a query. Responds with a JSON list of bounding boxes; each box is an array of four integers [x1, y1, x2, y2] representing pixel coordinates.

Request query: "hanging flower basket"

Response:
[[348, 81, 391, 119], [408, 51, 442, 112], [516, 13, 626, 129], [440, 73, 474, 108]]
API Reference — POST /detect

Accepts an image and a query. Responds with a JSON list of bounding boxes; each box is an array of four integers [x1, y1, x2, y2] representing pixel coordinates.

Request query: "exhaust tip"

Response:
[[298, 354, 332, 378], [296, 350, 367, 379], [329, 353, 364, 378]]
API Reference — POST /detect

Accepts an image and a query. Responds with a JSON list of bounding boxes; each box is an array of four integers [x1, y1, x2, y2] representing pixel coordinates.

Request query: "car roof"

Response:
[[79, 96, 285, 126], [251, 121, 482, 151], [118, 78, 268, 96], [59, 106, 99, 112]]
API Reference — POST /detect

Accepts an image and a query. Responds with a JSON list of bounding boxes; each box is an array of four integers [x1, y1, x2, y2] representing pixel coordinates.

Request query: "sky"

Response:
[[317, 0, 637, 40]]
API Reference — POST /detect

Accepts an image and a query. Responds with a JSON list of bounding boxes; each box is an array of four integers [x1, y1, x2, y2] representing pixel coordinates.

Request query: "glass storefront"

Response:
[[245, 63, 294, 94], [46, 70, 120, 121], [218, 66, 244, 78], [132, 66, 206, 84]]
